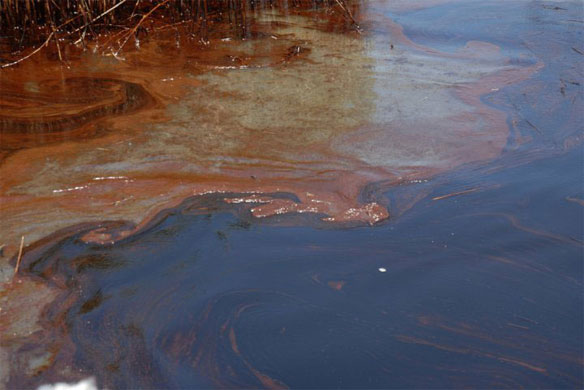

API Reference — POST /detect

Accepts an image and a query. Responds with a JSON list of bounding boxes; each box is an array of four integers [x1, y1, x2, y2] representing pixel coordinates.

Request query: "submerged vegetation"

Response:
[[0, 0, 359, 68]]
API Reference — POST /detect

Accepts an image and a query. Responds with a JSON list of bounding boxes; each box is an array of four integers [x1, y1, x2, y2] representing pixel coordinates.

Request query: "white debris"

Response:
[[37, 377, 97, 390], [91, 176, 129, 181], [52, 185, 88, 193]]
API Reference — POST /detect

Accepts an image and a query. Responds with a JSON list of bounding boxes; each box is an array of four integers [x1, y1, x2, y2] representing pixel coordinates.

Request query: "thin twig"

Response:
[[432, 188, 478, 201], [51, 23, 63, 62], [70, 0, 129, 34], [0, 10, 82, 69], [115, 0, 172, 55], [333, 0, 361, 32], [1, 31, 54, 68], [13, 236, 25, 277], [1, 1, 125, 68]]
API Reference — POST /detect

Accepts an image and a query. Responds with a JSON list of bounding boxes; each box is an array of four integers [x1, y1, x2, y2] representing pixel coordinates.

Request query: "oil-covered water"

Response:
[[0, 0, 582, 388]]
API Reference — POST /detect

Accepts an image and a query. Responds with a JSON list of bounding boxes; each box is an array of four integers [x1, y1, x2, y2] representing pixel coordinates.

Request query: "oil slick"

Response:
[[0, 0, 582, 388], [0, 0, 539, 256]]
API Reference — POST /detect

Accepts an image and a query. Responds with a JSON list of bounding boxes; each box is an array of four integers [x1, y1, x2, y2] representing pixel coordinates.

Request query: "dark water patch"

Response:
[[8, 145, 583, 389]]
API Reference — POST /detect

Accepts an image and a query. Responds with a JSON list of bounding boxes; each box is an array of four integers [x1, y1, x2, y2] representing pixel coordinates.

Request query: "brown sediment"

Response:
[[0, 276, 60, 384], [0, 279, 58, 339]]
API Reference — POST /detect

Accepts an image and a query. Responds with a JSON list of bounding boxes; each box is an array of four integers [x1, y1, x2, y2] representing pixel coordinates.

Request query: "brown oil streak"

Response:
[[415, 315, 584, 369], [432, 188, 478, 201], [566, 196, 584, 206], [485, 255, 582, 286], [229, 325, 288, 389], [395, 335, 548, 374], [0, 77, 155, 156], [327, 280, 346, 291], [474, 212, 583, 247]]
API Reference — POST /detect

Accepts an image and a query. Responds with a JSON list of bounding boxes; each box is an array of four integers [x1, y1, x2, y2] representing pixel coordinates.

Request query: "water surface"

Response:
[[1, 0, 583, 388]]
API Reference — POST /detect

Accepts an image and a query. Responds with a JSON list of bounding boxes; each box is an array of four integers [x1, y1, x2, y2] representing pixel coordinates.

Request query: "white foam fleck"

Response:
[[52, 185, 88, 193], [37, 377, 97, 390]]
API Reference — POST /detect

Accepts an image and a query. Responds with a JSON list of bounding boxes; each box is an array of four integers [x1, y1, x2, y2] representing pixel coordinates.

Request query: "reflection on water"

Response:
[[1, 0, 583, 388]]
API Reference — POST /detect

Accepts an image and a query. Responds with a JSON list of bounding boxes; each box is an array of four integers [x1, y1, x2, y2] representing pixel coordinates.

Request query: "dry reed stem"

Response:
[[0, 0, 359, 67], [333, 0, 360, 31], [432, 188, 478, 201], [70, 0, 129, 34], [0, 31, 55, 68], [13, 236, 24, 277], [115, 0, 172, 55], [0, 6, 88, 68]]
